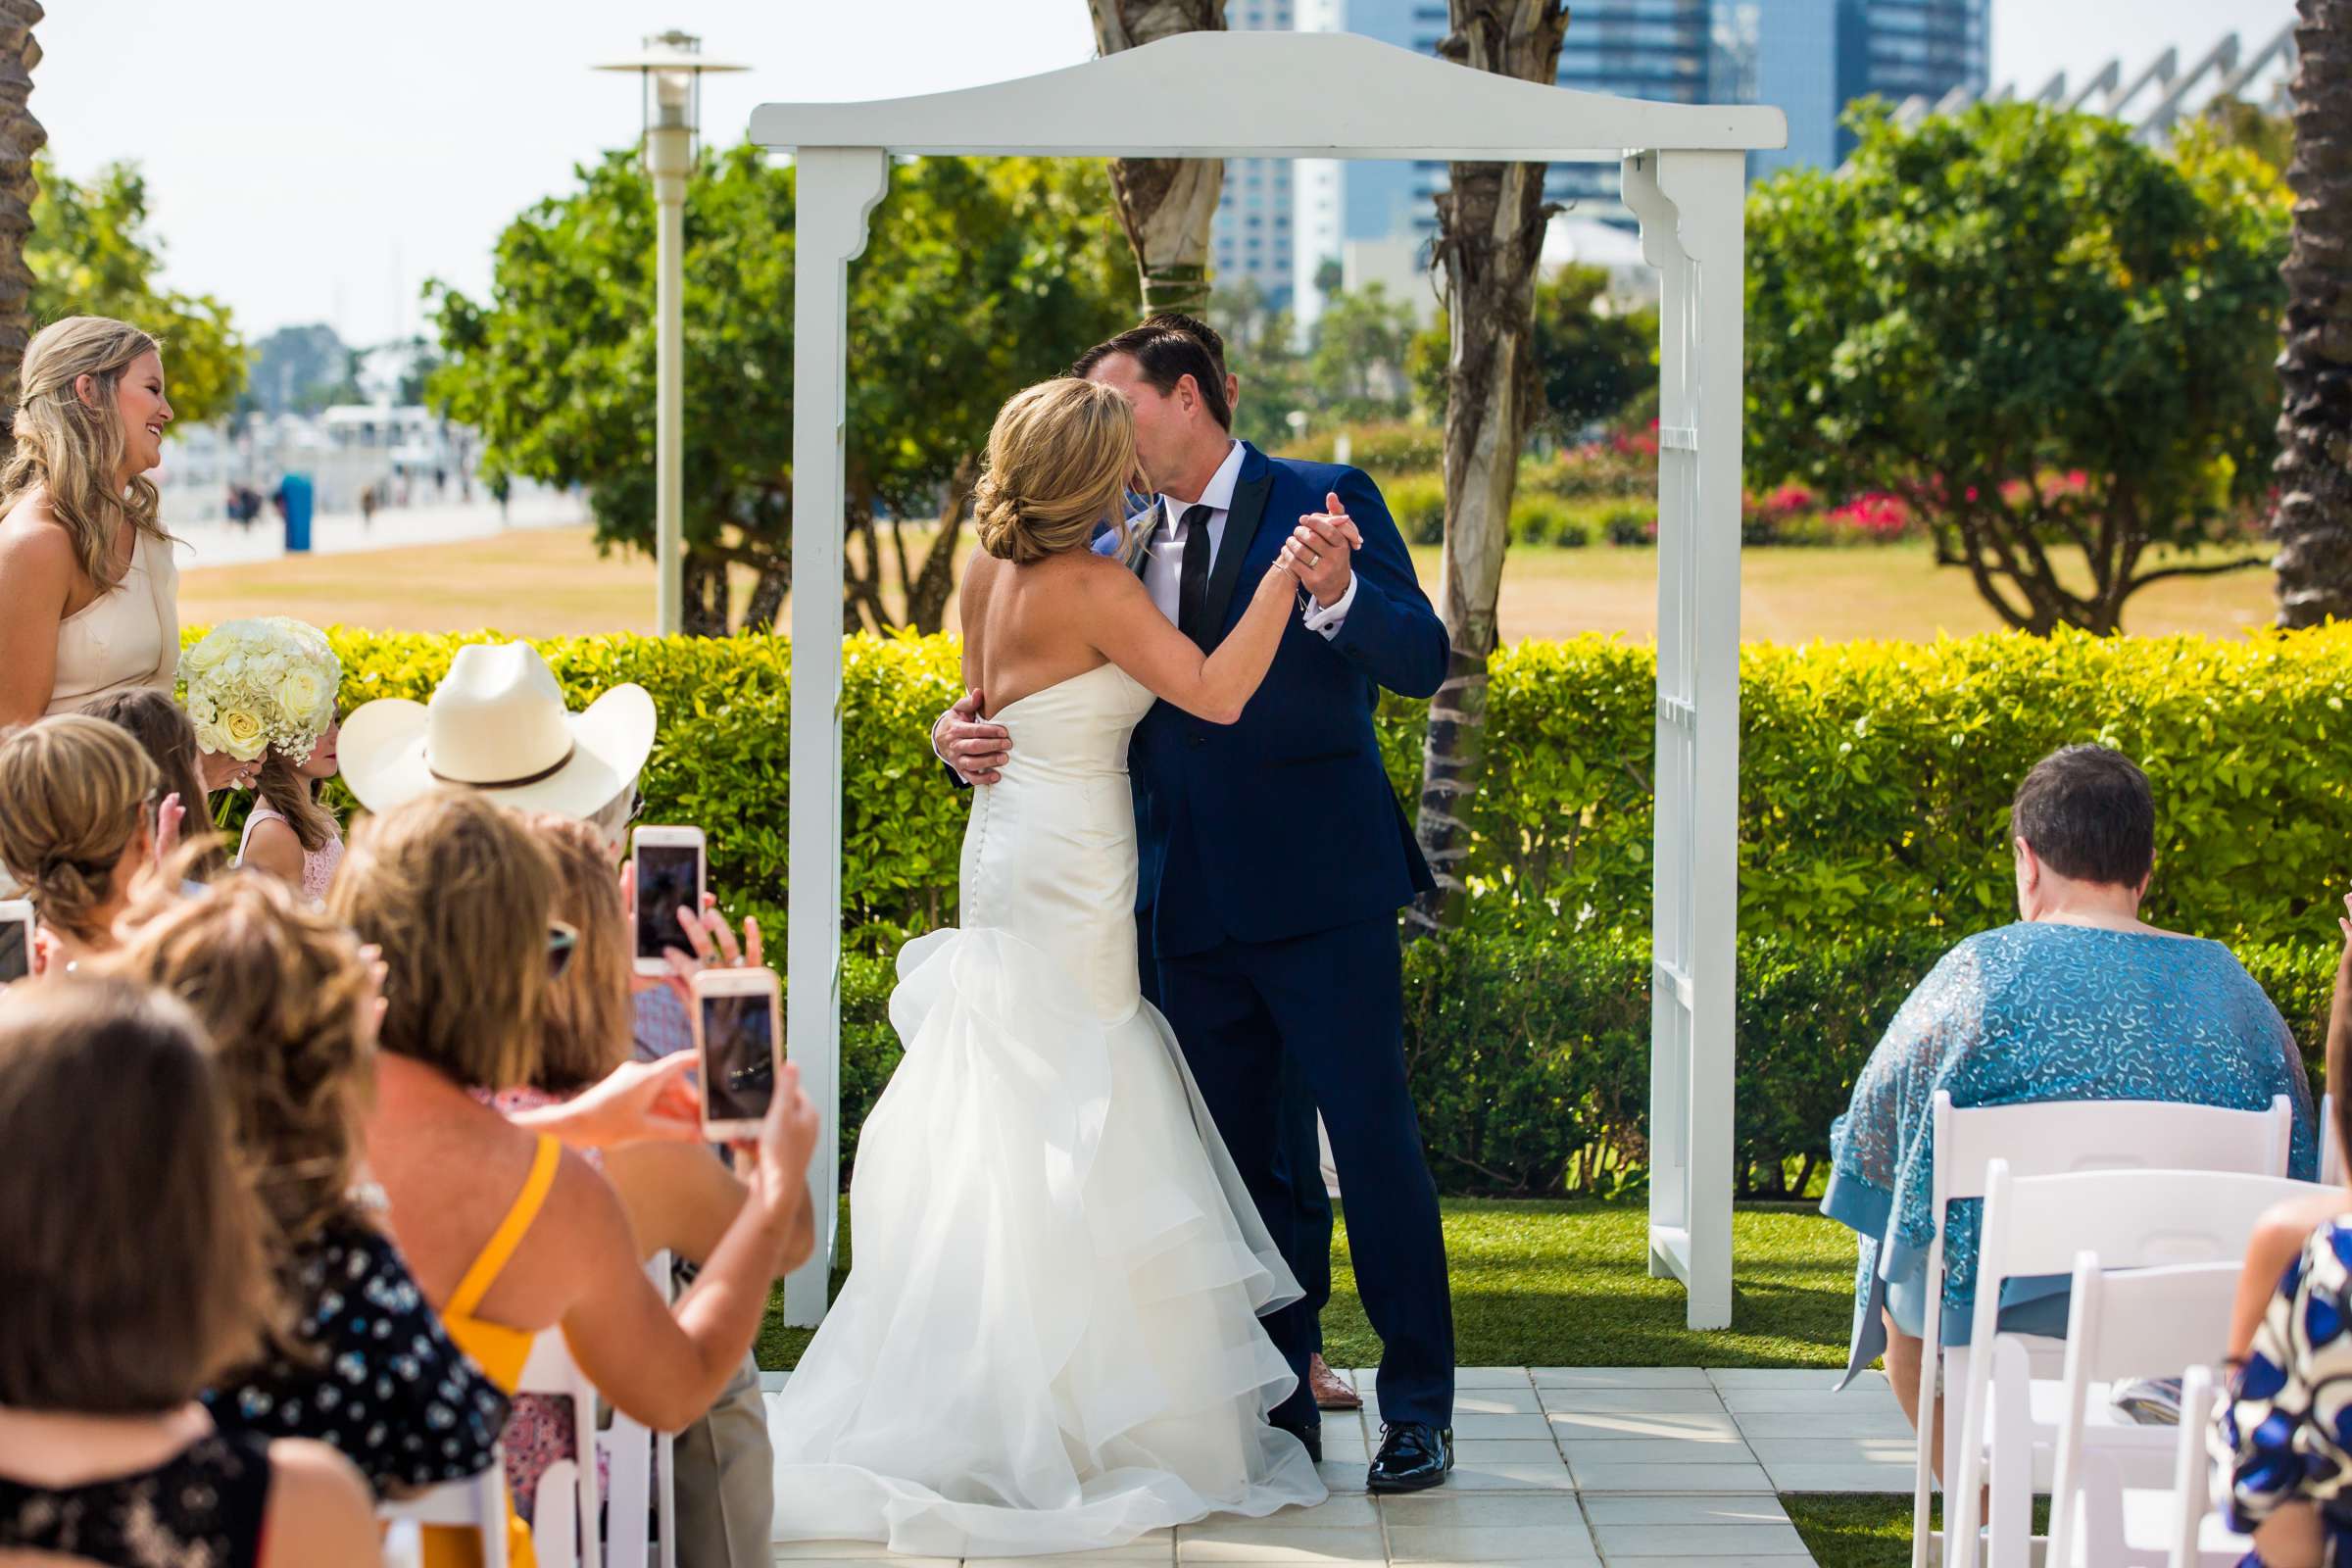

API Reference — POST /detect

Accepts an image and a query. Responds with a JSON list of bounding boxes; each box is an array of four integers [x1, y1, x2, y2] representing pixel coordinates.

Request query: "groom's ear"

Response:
[[1224, 372, 1241, 418]]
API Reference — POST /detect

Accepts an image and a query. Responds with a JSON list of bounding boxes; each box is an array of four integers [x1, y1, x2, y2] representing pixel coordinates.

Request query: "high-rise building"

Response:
[[1212, 0, 1301, 309], [1263, 0, 1988, 312]]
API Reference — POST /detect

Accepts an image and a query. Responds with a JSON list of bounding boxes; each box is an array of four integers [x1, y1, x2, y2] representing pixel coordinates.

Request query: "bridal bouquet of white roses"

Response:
[[180, 615, 342, 764]]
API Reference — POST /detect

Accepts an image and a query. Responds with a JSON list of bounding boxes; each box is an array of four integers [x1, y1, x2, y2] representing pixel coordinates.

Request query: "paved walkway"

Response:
[[168, 490, 583, 571], [763, 1367, 1909, 1568]]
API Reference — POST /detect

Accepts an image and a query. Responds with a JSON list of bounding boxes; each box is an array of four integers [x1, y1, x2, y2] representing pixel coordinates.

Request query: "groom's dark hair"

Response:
[[1071, 321, 1233, 432]]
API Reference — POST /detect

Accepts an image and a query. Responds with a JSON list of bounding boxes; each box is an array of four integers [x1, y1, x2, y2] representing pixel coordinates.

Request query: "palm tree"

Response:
[[1085, 0, 1227, 317], [0, 0, 41, 424], [1408, 0, 1570, 936], [2271, 0, 2352, 627]]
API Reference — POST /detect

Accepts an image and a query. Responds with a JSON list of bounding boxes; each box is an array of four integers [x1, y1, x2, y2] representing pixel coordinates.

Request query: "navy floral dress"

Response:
[[2217, 1216, 2352, 1567], [204, 1217, 511, 1497]]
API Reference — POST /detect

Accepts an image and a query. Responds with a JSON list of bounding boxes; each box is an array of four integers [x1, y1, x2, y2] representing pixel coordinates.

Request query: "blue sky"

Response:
[[43, 0, 2288, 347]]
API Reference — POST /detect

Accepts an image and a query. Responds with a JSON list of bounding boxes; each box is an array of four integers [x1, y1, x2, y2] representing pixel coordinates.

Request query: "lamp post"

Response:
[[596, 31, 746, 635]]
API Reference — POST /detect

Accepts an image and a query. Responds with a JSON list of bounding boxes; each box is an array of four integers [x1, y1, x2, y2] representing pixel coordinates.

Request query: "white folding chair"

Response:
[[379, 1466, 509, 1568], [1947, 1162, 2318, 1568], [2165, 1366, 2247, 1568], [2043, 1258, 2240, 1568], [1911, 1092, 2296, 1568], [599, 1250, 679, 1568], [518, 1330, 604, 1568]]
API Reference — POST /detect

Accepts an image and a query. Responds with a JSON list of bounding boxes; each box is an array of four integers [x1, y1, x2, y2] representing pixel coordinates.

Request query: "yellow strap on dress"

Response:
[[425, 1133, 564, 1568]]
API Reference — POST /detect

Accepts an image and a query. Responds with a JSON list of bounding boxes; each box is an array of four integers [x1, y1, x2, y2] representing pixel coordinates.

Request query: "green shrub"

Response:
[[220, 625, 2352, 1192], [1276, 420, 1446, 474], [1508, 494, 1591, 549], [1602, 505, 1656, 547], [1385, 472, 1447, 546]]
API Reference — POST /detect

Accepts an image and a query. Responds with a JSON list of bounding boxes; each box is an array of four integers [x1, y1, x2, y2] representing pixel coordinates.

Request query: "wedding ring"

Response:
[[1309, 551, 1322, 567]]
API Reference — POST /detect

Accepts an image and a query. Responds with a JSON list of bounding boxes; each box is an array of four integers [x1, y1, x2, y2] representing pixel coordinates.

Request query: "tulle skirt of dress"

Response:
[[768, 926, 1327, 1557]]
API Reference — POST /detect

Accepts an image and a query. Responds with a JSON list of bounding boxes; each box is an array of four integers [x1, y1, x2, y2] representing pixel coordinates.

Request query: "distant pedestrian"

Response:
[[359, 486, 376, 531]]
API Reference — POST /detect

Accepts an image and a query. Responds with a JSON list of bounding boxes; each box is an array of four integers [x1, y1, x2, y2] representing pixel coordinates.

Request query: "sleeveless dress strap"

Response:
[[448, 1135, 563, 1318]]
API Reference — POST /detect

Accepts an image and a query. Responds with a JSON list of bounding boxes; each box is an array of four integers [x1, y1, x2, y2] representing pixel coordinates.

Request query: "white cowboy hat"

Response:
[[339, 642, 657, 819]]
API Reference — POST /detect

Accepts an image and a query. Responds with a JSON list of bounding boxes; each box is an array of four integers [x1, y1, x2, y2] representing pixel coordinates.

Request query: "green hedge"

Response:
[[233, 625, 2352, 1193], [288, 624, 2352, 956]]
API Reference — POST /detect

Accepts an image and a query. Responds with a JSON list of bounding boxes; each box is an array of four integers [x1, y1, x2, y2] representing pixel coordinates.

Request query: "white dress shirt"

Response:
[[1137, 440, 1356, 639]]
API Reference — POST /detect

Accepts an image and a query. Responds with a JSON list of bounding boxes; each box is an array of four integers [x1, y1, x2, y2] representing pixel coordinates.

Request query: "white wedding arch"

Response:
[[751, 31, 1783, 1332]]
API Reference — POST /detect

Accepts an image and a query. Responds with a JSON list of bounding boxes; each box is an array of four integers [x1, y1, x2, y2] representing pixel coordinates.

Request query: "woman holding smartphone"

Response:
[[331, 787, 817, 1568]]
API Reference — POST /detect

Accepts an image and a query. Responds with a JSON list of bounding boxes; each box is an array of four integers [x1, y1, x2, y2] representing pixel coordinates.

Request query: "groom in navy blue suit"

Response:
[[937, 320, 1457, 1491]]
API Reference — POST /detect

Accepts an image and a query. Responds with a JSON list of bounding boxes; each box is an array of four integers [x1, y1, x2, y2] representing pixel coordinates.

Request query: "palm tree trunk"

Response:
[[1087, 0, 1227, 317], [0, 0, 43, 427], [2272, 0, 2352, 628], [1408, 0, 1569, 937]]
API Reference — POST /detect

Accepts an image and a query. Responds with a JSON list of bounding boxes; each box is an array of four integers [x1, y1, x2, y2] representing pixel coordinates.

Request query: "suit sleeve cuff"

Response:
[[1301, 574, 1358, 639]]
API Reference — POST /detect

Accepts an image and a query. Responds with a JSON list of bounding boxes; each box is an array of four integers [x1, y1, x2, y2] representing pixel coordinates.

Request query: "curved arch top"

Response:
[[751, 31, 1785, 160]]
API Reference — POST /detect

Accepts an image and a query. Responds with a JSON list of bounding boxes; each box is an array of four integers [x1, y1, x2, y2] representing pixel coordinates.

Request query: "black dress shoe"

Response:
[[1271, 1417, 1322, 1463], [1367, 1422, 1453, 1493]]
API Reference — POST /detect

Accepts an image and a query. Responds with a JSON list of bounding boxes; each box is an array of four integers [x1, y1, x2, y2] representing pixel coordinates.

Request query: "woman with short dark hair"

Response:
[[0, 977, 379, 1566], [1823, 744, 2317, 1471]]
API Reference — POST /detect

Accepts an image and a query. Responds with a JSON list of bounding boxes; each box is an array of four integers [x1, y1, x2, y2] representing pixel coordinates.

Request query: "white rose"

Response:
[[277, 667, 326, 727], [188, 694, 218, 726], [220, 709, 268, 760], [183, 635, 229, 674]]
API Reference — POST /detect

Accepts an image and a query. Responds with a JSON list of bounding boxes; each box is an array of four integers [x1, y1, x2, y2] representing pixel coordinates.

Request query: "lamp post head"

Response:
[[593, 29, 749, 142]]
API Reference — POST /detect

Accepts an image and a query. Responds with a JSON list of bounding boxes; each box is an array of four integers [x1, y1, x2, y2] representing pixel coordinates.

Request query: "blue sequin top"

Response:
[[1823, 922, 2316, 1373]]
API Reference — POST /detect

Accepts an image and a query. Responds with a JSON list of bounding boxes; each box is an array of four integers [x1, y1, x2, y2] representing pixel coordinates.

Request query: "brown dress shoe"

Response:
[[1309, 1354, 1362, 1411]]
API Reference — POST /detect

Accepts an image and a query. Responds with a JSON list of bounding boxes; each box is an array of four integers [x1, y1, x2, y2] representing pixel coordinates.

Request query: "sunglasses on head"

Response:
[[547, 920, 579, 980]]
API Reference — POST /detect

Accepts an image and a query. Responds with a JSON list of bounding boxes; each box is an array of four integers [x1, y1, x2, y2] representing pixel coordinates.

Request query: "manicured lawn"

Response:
[[180, 523, 2276, 643], [759, 1195, 1858, 1372], [1783, 1494, 2051, 1568]]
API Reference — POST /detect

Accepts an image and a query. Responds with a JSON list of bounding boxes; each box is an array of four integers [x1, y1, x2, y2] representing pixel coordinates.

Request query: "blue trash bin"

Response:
[[279, 473, 315, 554]]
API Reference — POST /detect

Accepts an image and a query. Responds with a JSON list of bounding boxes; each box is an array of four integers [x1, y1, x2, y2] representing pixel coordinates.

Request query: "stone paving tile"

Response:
[[1578, 1497, 1789, 1527], [1596, 1557, 1817, 1567], [1756, 1460, 1914, 1494], [1538, 1391, 1732, 1417], [1444, 1462, 1581, 1493], [1713, 1390, 1901, 1416], [1743, 1439, 1913, 1467], [1452, 1390, 1547, 1416], [1176, 1525, 1390, 1562], [773, 1543, 903, 1560], [1446, 1415, 1562, 1442], [1702, 1370, 1846, 1391], [1453, 1440, 1577, 1463], [1533, 1368, 1714, 1390], [1731, 1412, 1915, 1442], [1545, 1412, 1745, 1445], [1557, 1441, 1760, 1468], [1564, 1462, 1778, 1494], [1385, 1524, 1599, 1562], [1588, 1524, 1810, 1558], [1378, 1494, 1589, 1528], [1208, 1500, 1379, 1530]]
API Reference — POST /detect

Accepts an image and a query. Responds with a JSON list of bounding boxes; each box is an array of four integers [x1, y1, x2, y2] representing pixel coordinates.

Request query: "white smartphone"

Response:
[[632, 825, 707, 978], [692, 966, 782, 1142], [0, 900, 30, 985]]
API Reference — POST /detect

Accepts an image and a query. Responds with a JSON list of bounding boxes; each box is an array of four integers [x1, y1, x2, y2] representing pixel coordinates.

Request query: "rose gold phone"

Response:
[[632, 825, 706, 978], [692, 966, 781, 1142]]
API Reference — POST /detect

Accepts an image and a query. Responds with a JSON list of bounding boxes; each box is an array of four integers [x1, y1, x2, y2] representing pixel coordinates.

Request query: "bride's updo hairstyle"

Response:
[[972, 377, 1139, 565]]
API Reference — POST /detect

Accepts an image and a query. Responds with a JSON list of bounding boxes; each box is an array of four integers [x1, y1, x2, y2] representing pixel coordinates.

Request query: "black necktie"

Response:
[[1174, 503, 1216, 652]]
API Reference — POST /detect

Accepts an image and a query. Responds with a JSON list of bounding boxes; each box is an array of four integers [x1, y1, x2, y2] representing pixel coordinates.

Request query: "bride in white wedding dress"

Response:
[[768, 378, 1329, 1556]]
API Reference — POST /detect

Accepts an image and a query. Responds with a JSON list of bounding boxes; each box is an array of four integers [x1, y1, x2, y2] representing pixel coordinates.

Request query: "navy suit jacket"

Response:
[[1108, 441, 1448, 956]]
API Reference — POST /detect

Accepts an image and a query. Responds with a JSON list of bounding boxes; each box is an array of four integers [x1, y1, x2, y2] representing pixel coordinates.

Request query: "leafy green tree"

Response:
[[1747, 104, 2289, 634], [1409, 262, 1652, 439], [1207, 277, 1310, 449], [247, 323, 359, 417], [27, 155, 244, 425], [1306, 280, 1418, 424], [428, 146, 1135, 635]]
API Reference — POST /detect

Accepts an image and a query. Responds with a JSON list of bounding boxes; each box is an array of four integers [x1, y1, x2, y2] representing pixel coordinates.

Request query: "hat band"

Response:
[[428, 743, 577, 791]]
